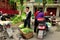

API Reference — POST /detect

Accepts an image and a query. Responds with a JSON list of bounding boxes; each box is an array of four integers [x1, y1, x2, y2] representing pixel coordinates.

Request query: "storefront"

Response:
[[47, 8, 57, 16], [33, 5, 60, 17]]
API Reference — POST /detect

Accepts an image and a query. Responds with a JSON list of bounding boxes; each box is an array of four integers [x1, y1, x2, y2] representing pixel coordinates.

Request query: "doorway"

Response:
[[47, 8, 57, 16]]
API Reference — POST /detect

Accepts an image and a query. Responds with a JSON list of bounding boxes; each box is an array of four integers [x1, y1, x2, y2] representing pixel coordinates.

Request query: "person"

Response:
[[36, 9, 44, 19], [36, 9, 49, 32], [34, 8, 39, 19], [34, 8, 44, 33], [24, 7, 31, 28], [34, 8, 39, 33]]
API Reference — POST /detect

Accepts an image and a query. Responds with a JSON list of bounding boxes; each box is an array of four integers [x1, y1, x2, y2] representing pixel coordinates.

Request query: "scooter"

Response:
[[50, 14, 56, 26], [52, 18, 56, 26], [44, 16, 52, 31], [4, 24, 13, 38], [44, 16, 51, 22], [37, 18, 47, 39]]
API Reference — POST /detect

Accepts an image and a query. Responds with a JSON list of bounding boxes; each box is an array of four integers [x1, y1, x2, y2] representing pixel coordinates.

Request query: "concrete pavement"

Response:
[[1, 17, 60, 40], [0, 25, 59, 40], [44, 32, 60, 40]]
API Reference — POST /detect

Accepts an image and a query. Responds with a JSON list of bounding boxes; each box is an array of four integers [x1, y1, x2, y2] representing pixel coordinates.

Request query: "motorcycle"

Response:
[[37, 18, 47, 39], [46, 22, 52, 31], [50, 14, 56, 26], [52, 18, 56, 26], [4, 24, 13, 38], [44, 16, 51, 22]]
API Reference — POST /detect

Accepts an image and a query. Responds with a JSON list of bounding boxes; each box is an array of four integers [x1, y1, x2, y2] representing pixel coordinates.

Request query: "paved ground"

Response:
[[29, 26, 59, 40], [4, 26, 60, 40], [0, 25, 60, 40], [0, 17, 60, 40], [44, 32, 60, 40]]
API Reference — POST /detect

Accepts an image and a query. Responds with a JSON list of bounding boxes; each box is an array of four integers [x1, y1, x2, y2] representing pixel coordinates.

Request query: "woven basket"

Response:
[[20, 30, 33, 39]]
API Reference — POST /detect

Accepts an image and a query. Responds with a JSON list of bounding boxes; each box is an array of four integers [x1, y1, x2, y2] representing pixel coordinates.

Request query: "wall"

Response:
[[56, 7, 59, 16], [0, 0, 11, 9]]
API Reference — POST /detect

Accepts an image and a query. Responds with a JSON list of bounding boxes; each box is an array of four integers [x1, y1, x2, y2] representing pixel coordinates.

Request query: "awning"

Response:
[[0, 8, 19, 15]]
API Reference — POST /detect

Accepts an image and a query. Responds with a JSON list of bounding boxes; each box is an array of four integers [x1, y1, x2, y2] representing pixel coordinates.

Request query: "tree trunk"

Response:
[[43, 0, 47, 12], [20, 0, 23, 14]]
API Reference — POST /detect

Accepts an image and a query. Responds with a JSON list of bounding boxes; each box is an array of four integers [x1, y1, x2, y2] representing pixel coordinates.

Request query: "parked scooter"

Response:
[[4, 24, 13, 38], [44, 16, 51, 22], [37, 18, 47, 39], [51, 15, 56, 26], [44, 16, 52, 31], [0, 24, 8, 40]]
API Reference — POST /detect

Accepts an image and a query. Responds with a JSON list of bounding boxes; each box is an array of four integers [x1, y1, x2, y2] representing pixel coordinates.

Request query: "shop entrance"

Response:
[[47, 8, 57, 16]]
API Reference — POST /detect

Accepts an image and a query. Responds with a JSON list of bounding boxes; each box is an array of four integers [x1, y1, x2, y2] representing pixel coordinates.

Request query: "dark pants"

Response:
[[34, 19, 39, 33], [24, 19, 30, 28]]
